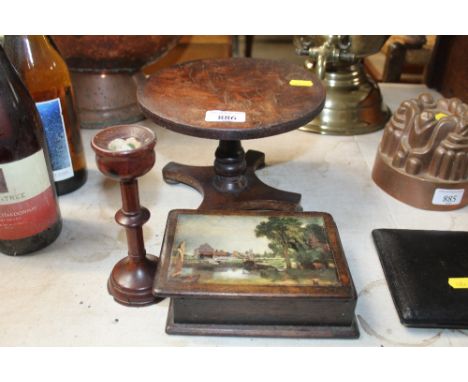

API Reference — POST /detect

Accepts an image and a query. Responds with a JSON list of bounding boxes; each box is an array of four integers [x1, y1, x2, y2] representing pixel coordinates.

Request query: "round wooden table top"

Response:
[[137, 58, 326, 140]]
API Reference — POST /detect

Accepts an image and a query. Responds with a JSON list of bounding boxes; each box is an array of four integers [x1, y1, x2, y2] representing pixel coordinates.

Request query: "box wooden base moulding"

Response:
[[153, 209, 359, 339]]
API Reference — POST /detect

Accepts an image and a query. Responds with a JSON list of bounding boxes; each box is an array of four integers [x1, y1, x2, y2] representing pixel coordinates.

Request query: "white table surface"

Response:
[[1, 83, 467, 347]]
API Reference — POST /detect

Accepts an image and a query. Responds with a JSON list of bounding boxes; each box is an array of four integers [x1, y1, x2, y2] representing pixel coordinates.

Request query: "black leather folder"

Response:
[[372, 229, 468, 328]]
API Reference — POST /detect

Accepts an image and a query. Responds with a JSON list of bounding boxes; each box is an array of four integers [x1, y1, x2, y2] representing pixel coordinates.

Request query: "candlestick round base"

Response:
[[107, 254, 164, 306]]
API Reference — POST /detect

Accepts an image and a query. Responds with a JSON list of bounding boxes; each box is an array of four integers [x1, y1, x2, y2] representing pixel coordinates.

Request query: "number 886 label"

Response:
[[205, 110, 246, 123]]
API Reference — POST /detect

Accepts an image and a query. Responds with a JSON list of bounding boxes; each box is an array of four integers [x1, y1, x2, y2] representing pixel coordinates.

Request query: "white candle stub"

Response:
[[108, 137, 142, 151]]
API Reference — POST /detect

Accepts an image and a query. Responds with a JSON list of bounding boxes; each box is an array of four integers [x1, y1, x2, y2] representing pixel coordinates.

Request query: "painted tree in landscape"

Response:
[[295, 223, 331, 268], [304, 223, 327, 246], [255, 217, 304, 269]]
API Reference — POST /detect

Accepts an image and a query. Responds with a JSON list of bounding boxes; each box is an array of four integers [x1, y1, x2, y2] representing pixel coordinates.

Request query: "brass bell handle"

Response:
[[296, 35, 360, 80], [315, 51, 327, 79], [295, 47, 328, 80]]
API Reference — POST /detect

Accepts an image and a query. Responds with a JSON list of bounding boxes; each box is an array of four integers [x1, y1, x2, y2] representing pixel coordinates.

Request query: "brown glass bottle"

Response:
[[0, 45, 62, 255], [4, 35, 87, 195]]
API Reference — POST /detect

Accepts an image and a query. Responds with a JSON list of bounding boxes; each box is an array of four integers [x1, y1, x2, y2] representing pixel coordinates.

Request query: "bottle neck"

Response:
[[3, 36, 71, 98], [24, 35, 56, 55], [3, 35, 61, 74], [0, 45, 44, 161], [0, 45, 29, 98], [0, 45, 16, 73]]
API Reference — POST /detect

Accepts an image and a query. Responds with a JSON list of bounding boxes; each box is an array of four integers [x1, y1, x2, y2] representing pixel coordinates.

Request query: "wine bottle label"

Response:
[[0, 150, 59, 240], [36, 98, 74, 182]]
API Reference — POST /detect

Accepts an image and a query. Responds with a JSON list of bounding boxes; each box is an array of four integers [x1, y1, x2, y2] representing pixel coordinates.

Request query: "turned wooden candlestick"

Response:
[[91, 124, 163, 306]]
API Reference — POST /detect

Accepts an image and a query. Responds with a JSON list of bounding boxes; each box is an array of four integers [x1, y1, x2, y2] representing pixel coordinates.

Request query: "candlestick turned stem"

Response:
[[92, 124, 163, 306]]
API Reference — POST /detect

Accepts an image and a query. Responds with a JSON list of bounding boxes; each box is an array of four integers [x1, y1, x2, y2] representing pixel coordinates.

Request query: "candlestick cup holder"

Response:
[[91, 124, 163, 306]]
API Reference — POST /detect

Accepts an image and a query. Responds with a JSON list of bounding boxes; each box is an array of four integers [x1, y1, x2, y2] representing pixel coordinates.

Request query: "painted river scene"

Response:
[[168, 214, 340, 287]]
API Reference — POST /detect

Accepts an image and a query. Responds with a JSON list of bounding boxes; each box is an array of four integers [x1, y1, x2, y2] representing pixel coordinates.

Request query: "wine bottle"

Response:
[[3, 35, 87, 195], [0, 45, 62, 256]]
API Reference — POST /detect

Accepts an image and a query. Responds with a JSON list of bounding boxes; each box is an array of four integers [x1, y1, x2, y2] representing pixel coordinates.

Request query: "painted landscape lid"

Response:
[[153, 209, 356, 300]]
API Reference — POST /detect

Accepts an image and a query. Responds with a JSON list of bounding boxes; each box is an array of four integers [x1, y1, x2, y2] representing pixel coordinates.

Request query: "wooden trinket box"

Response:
[[154, 210, 359, 338]]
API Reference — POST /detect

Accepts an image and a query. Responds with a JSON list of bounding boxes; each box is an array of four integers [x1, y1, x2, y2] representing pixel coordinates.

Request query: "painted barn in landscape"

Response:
[[194, 243, 215, 259], [194, 243, 232, 259]]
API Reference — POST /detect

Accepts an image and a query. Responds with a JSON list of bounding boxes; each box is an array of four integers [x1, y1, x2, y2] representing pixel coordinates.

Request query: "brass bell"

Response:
[[295, 35, 391, 135]]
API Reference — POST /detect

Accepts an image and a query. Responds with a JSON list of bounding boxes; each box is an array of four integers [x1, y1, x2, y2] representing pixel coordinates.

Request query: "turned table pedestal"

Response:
[[138, 58, 325, 211]]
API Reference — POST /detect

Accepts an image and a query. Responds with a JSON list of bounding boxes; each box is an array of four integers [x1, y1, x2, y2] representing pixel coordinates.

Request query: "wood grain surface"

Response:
[[137, 58, 326, 140]]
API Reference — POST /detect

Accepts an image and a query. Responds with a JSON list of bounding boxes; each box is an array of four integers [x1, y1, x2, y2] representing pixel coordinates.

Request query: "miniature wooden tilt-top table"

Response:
[[137, 58, 326, 211]]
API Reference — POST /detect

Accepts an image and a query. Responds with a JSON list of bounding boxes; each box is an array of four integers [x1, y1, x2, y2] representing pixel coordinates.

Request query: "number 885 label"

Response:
[[432, 188, 465, 206]]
